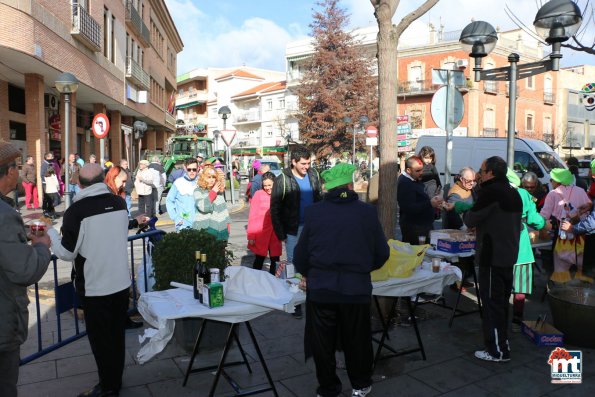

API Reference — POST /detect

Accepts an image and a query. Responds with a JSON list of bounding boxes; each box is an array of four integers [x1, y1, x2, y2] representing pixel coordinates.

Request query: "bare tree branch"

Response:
[[394, 0, 440, 37]]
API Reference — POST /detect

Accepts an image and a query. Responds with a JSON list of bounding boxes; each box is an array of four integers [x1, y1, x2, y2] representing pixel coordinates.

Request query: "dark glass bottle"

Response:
[[199, 253, 210, 303], [192, 251, 201, 300]]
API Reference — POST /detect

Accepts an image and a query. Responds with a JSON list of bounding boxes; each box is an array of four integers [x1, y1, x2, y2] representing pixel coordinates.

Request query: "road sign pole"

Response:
[[445, 70, 456, 187], [100, 138, 105, 168], [228, 145, 235, 204]]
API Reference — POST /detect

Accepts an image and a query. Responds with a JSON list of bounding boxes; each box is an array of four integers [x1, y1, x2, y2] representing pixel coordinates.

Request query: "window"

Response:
[[409, 109, 423, 129], [266, 100, 273, 111], [150, 19, 164, 59], [8, 84, 25, 114], [526, 114, 534, 132], [278, 99, 285, 109], [9, 121, 26, 141], [266, 128, 273, 137], [514, 151, 542, 176], [543, 116, 552, 134], [526, 75, 534, 89], [150, 77, 165, 109]]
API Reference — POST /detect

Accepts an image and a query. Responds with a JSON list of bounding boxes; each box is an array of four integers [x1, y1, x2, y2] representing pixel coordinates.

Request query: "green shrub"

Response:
[[152, 228, 233, 291]]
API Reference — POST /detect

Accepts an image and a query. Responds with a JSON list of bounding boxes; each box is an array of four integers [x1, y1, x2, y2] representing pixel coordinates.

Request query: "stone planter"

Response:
[[174, 317, 230, 354], [548, 286, 595, 348]]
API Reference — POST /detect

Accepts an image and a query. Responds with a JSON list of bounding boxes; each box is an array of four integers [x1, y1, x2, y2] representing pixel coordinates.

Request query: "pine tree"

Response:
[[295, 0, 377, 159]]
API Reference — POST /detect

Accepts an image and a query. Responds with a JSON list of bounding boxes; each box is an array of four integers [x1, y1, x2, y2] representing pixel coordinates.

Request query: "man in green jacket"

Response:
[[506, 169, 548, 332], [0, 142, 52, 397]]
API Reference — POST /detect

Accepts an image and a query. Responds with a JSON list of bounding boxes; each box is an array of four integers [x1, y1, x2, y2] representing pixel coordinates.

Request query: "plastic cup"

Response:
[[431, 258, 441, 273], [31, 221, 46, 237], [418, 236, 427, 245]]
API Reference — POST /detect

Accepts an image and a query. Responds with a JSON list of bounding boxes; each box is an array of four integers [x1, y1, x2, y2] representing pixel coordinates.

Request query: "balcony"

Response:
[[482, 128, 498, 137], [165, 112, 176, 128], [544, 91, 555, 104], [125, 1, 150, 47], [126, 57, 150, 90], [237, 137, 260, 147], [543, 133, 554, 145], [176, 91, 208, 107], [398, 80, 440, 96], [71, 3, 101, 52], [234, 110, 261, 124], [484, 81, 499, 94]]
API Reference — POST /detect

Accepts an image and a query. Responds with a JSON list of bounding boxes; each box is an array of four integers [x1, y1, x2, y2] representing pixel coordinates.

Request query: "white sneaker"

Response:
[[474, 350, 510, 362], [352, 386, 372, 396]]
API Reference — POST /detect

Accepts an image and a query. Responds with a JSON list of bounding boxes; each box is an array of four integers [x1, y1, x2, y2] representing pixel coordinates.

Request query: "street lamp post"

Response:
[[55, 72, 80, 209], [460, 0, 582, 168], [212, 129, 221, 154], [217, 106, 234, 204]]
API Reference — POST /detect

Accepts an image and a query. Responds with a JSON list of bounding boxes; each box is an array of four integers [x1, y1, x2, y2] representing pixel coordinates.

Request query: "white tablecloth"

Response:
[[373, 265, 462, 297]]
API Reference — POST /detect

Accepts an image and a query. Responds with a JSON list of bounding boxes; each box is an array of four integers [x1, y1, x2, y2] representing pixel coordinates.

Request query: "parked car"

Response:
[[261, 160, 282, 177]]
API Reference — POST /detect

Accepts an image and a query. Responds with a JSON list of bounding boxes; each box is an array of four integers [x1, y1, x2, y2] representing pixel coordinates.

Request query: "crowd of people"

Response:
[[2, 136, 595, 397]]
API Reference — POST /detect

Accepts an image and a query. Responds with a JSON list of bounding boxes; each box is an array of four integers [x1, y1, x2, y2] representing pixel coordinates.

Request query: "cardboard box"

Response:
[[202, 283, 224, 308], [522, 320, 564, 347], [430, 229, 475, 246], [436, 238, 476, 253]]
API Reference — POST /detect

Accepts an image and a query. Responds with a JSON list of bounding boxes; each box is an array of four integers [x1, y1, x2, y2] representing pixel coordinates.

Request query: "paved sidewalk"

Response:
[[16, 196, 595, 396]]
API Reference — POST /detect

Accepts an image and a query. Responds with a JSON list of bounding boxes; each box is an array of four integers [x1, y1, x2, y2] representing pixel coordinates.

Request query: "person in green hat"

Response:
[[540, 168, 591, 283], [293, 162, 389, 397], [506, 168, 548, 332]]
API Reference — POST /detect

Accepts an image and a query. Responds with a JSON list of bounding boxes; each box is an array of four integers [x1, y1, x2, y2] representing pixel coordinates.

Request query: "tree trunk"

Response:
[[375, 4, 399, 239]]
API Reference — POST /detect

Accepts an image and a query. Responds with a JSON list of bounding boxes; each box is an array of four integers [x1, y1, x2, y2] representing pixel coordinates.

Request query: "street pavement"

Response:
[[15, 190, 595, 397]]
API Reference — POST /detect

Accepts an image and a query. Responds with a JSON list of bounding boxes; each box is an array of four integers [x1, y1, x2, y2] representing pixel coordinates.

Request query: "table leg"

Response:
[[373, 297, 399, 367], [209, 323, 237, 397], [233, 328, 252, 374], [406, 297, 426, 360], [182, 318, 208, 386], [245, 322, 279, 397]]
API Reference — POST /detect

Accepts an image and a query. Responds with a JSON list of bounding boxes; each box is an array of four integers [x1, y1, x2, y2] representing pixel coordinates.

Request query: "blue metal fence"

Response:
[[20, 229, 166, 366]]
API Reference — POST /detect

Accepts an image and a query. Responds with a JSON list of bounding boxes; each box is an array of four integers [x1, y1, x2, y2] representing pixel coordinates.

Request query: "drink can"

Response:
[[210, 268, 220, 283]]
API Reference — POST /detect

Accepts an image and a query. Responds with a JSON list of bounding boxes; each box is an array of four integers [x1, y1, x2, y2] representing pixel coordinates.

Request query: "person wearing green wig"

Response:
[[540, 168, 591, 283], [506, 169, 548, 332]]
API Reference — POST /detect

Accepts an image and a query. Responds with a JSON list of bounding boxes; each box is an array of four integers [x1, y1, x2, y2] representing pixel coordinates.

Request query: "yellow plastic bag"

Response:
[[386, 240, 429, 278], [371, 261, 389, 282]]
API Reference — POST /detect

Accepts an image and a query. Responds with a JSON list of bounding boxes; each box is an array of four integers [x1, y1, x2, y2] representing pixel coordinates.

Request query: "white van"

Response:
[[415, 136, 566, 186]]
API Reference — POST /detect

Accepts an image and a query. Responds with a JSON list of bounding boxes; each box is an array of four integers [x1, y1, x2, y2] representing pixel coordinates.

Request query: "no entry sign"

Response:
[[365, 125, 378, 138], [92, 113, 110, 139]]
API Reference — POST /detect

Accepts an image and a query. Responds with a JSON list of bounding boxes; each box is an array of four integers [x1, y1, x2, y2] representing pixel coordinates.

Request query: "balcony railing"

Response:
[[125, 1, 150, 47], [165, 112, 176, 127], [398, 80, 441, 95], [484, 81, 499, 94], [126, 57, 150, 90], [543, 133, 554, 145], [482, 128, 498, 137], [71, 3, 101, 52], [544, 91, 555, 104], [234, 111, 261, 123]]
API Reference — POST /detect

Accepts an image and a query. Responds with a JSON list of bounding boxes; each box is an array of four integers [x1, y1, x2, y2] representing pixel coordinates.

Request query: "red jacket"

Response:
[[247, 190, 282, 257]]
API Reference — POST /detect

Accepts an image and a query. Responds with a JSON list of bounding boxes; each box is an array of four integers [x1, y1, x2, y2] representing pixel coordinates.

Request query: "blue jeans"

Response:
[[125, 194, 132, 217], [68, 184, 80, 200], [285, 225, 304, 263]]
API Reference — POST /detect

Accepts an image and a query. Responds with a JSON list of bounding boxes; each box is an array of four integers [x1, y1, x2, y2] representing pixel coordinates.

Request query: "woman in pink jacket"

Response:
[[247, 172, 282, 274]]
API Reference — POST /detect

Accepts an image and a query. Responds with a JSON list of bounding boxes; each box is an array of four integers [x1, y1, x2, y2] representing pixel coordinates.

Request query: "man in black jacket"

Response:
[[397, 155, 443, 244], [294, 163, 389, 397], [270, 146, 322, 318], [464, 156, 522, 363]]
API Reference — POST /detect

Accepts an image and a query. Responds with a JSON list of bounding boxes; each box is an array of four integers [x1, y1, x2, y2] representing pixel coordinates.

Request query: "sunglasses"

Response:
[[186, 168, 198, 172]]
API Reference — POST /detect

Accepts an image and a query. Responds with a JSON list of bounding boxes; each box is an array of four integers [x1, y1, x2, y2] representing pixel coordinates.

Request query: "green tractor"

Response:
[[145, 134, 214, 183]]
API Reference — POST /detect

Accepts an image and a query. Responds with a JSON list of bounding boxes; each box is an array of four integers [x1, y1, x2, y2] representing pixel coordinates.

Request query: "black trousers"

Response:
[[137, 194, 154, 218], [252, 255, 279, 275], [583, 234, 595, 278], [478, 265, 513, 359], [399, 221, 432, 245], [82, 288, 129, 391], [0, 348, 19, 397], [305, 300, 373, 397]]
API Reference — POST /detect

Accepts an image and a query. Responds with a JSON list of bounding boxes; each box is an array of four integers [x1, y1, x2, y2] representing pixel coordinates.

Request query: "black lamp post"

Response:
[[212, 129, 221, 154], [460, 0, 582, 168], [218, 105, 231, 130], [217, 105, 234, 204], [55, 72, 79, 209]]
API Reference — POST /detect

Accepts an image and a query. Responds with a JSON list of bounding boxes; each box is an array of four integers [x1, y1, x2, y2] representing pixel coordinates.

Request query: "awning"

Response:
[[176, 101, 203, 110]]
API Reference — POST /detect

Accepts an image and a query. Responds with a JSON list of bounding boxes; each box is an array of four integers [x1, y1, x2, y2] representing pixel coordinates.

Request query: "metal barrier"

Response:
[[20, 229, 166, 366]]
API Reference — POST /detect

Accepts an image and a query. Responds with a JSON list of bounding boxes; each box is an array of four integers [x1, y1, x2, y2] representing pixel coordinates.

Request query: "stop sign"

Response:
[[365, 125, 378, 138]]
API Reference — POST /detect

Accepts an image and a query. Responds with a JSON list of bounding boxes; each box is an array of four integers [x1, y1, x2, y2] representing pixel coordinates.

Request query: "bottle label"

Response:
[[197, 276, 204, 293]]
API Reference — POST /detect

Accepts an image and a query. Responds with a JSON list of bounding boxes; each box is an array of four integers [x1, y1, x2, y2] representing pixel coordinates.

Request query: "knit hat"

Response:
[[506, 168, 521, 187], [550, 168, 573, 186], [322, 163, 356, 190], [0, 141, 21, 166]]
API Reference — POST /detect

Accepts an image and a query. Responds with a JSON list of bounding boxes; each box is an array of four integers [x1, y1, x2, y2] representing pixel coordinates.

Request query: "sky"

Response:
[[164, 0, 594, 75]]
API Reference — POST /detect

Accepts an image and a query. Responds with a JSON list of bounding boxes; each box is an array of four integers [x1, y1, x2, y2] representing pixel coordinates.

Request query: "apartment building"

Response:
[[556, 65, 595, 158], [0, 0, 182, 195], [175, 66, 286, 159], [285, 24, 568, 145]]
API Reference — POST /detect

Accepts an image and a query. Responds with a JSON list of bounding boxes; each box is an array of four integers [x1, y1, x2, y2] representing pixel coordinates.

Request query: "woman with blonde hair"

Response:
[[193, 165, 230, 241]]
